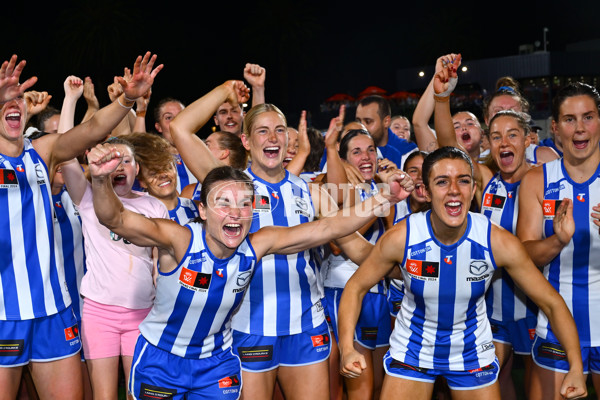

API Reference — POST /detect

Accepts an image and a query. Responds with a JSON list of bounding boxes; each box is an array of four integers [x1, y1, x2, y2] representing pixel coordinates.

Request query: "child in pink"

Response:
[[62, 137, 168, 400]]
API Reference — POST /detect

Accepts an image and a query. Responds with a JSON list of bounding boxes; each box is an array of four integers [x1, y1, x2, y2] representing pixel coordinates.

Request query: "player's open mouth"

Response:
[[223, 223, 242, 237], [445, 201, 462, 216], [264, 146, 280, 158]]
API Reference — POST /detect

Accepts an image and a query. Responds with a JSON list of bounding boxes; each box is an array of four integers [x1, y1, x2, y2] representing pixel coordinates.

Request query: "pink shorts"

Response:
[[81, 298, 151, 359]]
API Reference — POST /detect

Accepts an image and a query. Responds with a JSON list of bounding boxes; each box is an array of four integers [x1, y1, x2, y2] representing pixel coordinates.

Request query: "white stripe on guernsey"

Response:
[[9, 167, 33, 318], [28, 158, 62, 316]]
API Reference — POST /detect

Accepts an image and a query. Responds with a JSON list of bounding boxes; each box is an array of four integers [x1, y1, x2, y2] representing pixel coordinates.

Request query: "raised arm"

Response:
[[34, 52, 163, 173], [170, 80, 250, 182], [492, 224, 586, 398], [24, 90, 52, 123], [132, 88, 151, 133], [81, 76, 99, 123], [432, 53, 461, 149], [412, 76, 438, 152], [0, 55, 38, 104], [285, 110, 310, 176], [243, 63, 266, 107], [516, 166, 573, 266], [58, 75, 84, 133]]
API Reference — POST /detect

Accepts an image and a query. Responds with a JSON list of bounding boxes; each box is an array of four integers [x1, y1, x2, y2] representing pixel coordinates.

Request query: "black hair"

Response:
[[192, 166, 254, 224], [338, 129, 373, 160], [421, 146, 473, 188], [551, 81, 600, 122], [357, 95, 391, 119]]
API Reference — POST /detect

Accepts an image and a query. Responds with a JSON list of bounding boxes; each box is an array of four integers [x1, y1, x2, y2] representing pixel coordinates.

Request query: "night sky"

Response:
[[3, 1, 599, 136]]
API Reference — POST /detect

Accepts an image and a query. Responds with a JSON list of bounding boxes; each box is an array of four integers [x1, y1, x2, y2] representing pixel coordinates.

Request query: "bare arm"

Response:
[[170, 81, 250, 182], [243, 63, 266, 107], [251, 171, 413, 259], [516, 166, 573, 266], [34, 52, 163, 173], [81, 77, 99, 124], [492, 224, 586, 398], [412, 77, 438, 152], [338, 224, 406, 378], [285, 110, 310, 176], [58, 76, 83, 133]]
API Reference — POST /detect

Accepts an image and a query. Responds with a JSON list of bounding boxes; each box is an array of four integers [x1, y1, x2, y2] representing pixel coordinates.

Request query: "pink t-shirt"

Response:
[[77, 185, 168, 309]]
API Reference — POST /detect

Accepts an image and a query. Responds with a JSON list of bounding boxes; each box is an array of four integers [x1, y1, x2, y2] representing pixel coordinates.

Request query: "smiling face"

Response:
[[241, 110, 288, 180], [390, 116, 411, 140], [404, 154, 427, 206], [488, 114, 530, 180], [283, 127, 299, 168], [199, 180, 254, 257], [452, 111, 483, 157], [110, 144, 139, 198], [214, 102, 243, 136], [553, 94, 600, 164], [139, 162, 178, 201], [1, 97, 26, 146], [344, 134, 377, 181], [425, 157, 475, 235]]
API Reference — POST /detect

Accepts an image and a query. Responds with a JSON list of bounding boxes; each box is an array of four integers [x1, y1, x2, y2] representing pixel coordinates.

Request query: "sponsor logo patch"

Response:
[[483, 193, 506, 210], [405, 259, 439, 280], [0, 169, 19, 188], [538, 342, 566, 360], [0, 339, 24, 356], [253, 195, 271, 212], [389, 359, 428, 373], [542, 199, 562, 220], [238, 345, 273, 362], [360, 327, 378, 341], [140, 383, 177, 399], [64, 324, 79, 341], [218, 375, 240, 388], [179, 268, 211, 291], [311, 334, 330, 347]]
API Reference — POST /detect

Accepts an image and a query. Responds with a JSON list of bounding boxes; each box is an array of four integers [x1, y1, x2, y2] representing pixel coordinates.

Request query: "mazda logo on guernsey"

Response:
[[237, 270, 252, 287], [469, 260, 489, 276]]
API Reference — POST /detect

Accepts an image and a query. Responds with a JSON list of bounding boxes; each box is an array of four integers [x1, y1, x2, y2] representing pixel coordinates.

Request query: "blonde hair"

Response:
[[242, 103, 287, 137]]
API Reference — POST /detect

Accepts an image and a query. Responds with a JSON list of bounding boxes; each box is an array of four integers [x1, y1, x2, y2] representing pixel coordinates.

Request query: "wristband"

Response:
[[117, 94, 134, 109], [136, 110, 146, 117], [434, 95, 450, 103], [435, 76, 458, 98]]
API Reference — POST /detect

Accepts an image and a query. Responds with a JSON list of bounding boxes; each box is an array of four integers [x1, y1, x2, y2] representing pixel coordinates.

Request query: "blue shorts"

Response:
[[532, 333, 600, 374], [383, 351, 499, 390], [325, 288, 391, 349], [129, 335, 242, 400], [0, 306, 81, 367], [489, 316, 536, 355], [387, 280, 405, 318], [232, 321, 330, 372]]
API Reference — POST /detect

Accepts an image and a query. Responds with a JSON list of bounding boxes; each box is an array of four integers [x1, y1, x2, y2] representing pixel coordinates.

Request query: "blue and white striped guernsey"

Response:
[[0, 139, 71, 320], [481, 174, 537, 323], [322, 180, 386, 294], [169, 197, 199, 226], [390, 211, 497, 370], [53, 187, 86, 321], [139, 222, 257, 358], [231, 169, 322, 336], [174, 153, 198, 195], [538, 158, 600, 347]]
